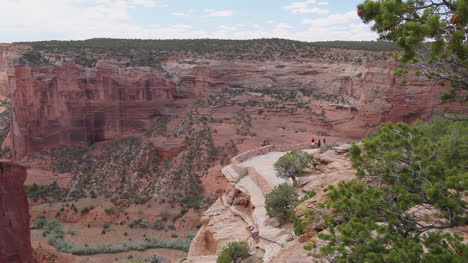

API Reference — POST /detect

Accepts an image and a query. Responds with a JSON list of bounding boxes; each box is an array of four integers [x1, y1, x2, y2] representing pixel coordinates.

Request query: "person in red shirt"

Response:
[[310, 138, 315, 147]]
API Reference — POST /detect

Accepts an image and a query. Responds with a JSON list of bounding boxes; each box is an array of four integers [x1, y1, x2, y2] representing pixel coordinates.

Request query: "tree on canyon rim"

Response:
[[358, 0, 468, 103], [303, 119, 468, 261], [274, 150, 312, 187]]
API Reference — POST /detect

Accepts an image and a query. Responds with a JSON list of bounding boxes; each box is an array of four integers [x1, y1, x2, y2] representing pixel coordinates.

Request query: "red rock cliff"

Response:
[[11, 63, 178, 159], [0, 162, 32, 263], [0, 44, 27, 98], [0, 44, 464, 160]]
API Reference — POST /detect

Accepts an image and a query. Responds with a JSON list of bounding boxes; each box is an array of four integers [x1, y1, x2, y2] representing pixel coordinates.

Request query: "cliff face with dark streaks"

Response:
[[0, 162, 32, 263], [0, 42, 463, 160], [12, 63, 178, 158]]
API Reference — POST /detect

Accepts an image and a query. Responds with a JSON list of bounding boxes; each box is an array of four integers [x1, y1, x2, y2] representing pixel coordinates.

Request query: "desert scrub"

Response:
[[128, 218, 148, 229], [265, 184, 299, 223], [25, 182, 66, 202], [145, 116, 170, 137], [151, 219, 175, 231], [74, 56, 97, 68], [47, 136, 159, 202], [15, 49, 50, 67], [32, 217, 191, 255], [80, 205, 95, 214], [235, 109, 255, 136], [217, 241, 250, 263], [50, 146, 93, 174]]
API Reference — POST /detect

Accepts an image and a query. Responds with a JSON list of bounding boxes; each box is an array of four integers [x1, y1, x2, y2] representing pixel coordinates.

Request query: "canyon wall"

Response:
[[12, 63, 178, 159], [0, 44, 27, 98], [0, 162, 32, 263], [0, 44, 463, 160]]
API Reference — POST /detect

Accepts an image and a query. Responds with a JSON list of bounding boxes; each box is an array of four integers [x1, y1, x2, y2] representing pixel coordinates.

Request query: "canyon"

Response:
[[0, 39, 465, 262], [1, 41, 461, 161]]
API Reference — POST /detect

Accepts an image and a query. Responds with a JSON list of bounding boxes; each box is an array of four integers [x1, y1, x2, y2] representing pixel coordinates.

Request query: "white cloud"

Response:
[[274, 23, 292, 32], [252, 24, 262, 29], [218, 25, 237, 31], [131, 0, 156, 7], [302, 10, 356, 26], [171, 12, 189, 16], [171, 9, 195, 17], [283, 0, 329, 14], [0, 1, 376, 43], [230, 10, 376, 42], [317, 1, 328, 5], [266, 20, 274, 24], [206, 10, 233, 17]]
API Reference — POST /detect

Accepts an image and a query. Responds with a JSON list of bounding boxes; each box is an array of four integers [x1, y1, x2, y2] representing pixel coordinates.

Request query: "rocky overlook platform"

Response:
[[186, 143, 356, 262]]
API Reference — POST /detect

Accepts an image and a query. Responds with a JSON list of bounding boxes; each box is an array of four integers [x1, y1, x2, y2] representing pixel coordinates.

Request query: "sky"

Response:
[[0, 0, 378, 43]]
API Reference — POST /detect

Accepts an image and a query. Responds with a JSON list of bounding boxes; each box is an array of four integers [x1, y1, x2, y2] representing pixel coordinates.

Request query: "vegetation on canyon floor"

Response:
[[26, 106, 240, 212], [32, 216, 192, 256]]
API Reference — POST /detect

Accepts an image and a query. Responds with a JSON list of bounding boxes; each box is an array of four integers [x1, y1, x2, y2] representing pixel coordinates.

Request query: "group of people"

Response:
[[310, 137, 326, 148]]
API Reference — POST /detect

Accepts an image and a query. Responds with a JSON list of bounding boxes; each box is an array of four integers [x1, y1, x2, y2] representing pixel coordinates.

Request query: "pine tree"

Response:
[[358, 0, 468, 103]]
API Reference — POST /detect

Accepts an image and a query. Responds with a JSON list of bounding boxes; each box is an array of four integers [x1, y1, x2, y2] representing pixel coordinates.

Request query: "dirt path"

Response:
[[239, 152, 287, 189]]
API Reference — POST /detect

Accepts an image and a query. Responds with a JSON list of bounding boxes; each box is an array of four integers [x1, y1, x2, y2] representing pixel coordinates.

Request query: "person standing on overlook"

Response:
[[310, 138, 315, 147]]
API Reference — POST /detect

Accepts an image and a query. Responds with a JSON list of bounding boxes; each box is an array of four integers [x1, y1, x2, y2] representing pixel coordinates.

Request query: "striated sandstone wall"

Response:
[[0, 44, 464, 160], [11, 63, 178, 159], [0, 162, 32, 263], [0, 44, 27, 98]]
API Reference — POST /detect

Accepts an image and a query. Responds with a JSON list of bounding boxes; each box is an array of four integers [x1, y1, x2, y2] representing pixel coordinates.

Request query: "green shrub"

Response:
[[104, 207, 115, 215], [265, 184, 299, 223], [152, 219, 167, 231], [80, 205, 95, 214], [34, 216, 191, 255], [32, 216, 48, 229], [217, 241, 249, 263], [25, 182, 66, 202], [274, 150, 312, 186], [67, 227, 76, 236], [292, 216, 306, 236], [310, 119, 468, 261], [186, 231, 197, 239], [129, 218, 148, 229], [74, 56, 97, 68], [16, 49, 49, 67]]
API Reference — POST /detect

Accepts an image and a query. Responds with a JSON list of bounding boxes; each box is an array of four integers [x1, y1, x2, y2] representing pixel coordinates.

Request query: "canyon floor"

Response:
[[0, 39, 465, 262]]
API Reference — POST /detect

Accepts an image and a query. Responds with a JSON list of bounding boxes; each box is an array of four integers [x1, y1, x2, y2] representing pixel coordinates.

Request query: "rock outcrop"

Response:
[[187, 143, 356, 262], [0, 162, 32, 263], [0, 44, 27, 98]]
